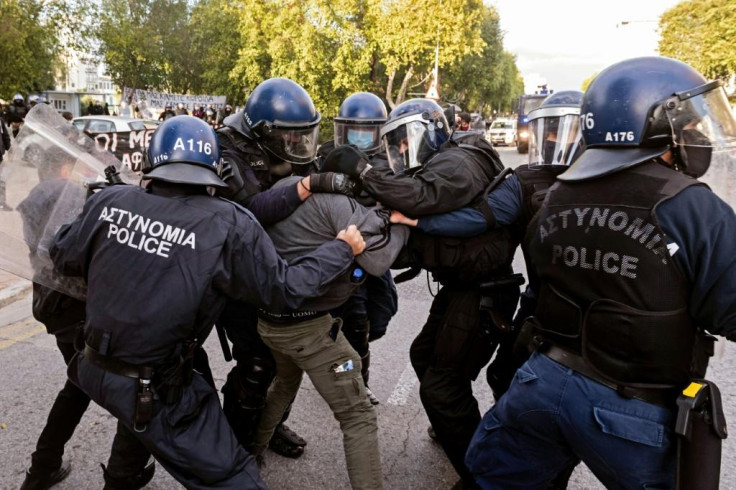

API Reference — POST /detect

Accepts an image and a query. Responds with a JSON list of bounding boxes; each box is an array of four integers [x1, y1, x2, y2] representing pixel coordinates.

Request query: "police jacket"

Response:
[[264, 176, 408, 312], [6, 102, 28, 124], [0, 117, 10, 161], [528, 160, 736, 387], [217, 121, 315, 225], [361, 139, 499, 217], [50, 183, 355, 364]]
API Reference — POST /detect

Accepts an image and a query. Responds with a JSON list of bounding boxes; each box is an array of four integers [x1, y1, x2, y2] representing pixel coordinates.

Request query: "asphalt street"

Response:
[[0, 146, 734, 489]]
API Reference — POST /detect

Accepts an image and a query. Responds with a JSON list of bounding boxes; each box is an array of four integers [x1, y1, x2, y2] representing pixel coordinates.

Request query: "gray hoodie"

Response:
[[266, 176, 408, 311]]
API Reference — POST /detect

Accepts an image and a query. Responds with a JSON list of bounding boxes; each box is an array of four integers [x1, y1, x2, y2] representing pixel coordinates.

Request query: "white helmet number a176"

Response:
[[174, 137, 213, 155]]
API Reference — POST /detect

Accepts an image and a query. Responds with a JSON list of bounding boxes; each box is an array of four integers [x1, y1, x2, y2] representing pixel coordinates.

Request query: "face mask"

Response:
[[347, 130, 375, 150], [679, 129, 713, 178], [542, 140, 558, 165]]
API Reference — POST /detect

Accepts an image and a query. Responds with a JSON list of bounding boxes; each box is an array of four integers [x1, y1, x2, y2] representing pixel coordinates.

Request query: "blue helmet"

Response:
[[562, 56, 736, 180], [143, 116, 226, 188], [238, 78, 321, 164], [528, 90, 583, 167], [379, 98, 450, 172], [334, 92, 387, 155]]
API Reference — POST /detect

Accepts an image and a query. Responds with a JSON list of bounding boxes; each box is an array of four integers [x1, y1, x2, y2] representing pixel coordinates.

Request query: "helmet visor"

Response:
[[334, 123, 381, 154], [529, 113, 582, 167], [382, 119, 432, 173], [666, 82, 736, 150], [262, 125, 320, 164]]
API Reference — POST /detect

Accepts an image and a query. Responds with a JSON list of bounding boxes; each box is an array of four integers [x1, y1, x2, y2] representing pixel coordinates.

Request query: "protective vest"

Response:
[[529, 161, 708, 387], [401, 139, 514, 285]]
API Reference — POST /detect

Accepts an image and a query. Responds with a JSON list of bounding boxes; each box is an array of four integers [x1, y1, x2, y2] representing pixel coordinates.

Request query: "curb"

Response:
[[0, 281, 32, 310]]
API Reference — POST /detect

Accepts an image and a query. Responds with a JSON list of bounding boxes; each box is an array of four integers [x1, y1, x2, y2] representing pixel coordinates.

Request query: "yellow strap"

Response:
[[682, 382, 704, 398]]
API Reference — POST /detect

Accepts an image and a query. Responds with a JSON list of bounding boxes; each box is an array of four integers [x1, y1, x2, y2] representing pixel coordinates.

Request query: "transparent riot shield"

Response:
[[0, 104, 139, 299], [701, 149, 736, 209]]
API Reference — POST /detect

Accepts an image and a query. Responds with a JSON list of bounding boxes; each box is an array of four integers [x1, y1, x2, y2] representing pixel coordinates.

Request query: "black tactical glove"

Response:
[[322, 145, 372, 180], [309, 172, 356, 196], [219, 157, 249, 204]]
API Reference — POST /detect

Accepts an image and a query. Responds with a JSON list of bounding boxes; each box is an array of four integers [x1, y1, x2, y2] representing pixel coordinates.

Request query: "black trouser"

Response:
[[29, 340, 150, 478], [410, 286, 494, 487], [219, 301, 292, 448]]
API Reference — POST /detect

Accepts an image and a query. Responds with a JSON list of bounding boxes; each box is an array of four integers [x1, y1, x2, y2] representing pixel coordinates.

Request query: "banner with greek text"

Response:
[[123, 87, 227, 112], [91, 128, 157, 172]]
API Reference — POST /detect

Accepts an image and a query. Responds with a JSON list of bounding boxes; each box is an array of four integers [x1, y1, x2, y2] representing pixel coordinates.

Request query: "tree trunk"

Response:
[[386, 70, 397, 109], [395, 64, 414, 107]]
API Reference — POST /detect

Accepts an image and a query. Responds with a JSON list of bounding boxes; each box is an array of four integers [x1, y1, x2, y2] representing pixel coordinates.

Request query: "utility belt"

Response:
[[478, 273, 525, 333], [542, 344, 679, 407], [82, 337, 197, 432], [257, 309, 326, 325]]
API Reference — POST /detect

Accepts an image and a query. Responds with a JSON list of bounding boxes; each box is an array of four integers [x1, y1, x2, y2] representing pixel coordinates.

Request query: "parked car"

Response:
[[487, 118, 517, 146], [72, 115, 159, 134], [72, 116, 160, 172]]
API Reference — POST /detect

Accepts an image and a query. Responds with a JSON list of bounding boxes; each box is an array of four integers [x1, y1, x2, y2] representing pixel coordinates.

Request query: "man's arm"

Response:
[[218, 209, 364, 313], [392, 174, 524, 237], [656, 186, 736, 339]]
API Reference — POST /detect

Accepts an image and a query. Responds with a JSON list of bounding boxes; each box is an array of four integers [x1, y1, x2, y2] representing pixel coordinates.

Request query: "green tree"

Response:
[[0, 0, 92, 99], [441, 6, 524, 117], [659, 0, 736, 80], [96, 0, 196, 93]]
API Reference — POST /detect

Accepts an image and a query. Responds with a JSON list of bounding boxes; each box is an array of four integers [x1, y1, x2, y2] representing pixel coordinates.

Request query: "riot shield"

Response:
[[0, 103, 139, 299], [701, 150, 736, 209]]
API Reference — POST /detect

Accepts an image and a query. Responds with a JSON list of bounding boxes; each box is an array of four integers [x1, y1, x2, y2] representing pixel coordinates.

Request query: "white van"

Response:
[[487, 118, 517, 146]]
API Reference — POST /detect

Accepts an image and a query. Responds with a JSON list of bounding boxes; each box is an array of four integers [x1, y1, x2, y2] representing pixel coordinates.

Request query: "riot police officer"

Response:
[[321, 92, 399, 404], [51, 116, 365, 488], [216, 77, 354, 457], [158, 105, 176, 121], [394, 90, 584, 399], [17, 149, 155, 490], [6, 93, 29, 137], [465, 57, 736, 489], [325, 98, 514, 488]]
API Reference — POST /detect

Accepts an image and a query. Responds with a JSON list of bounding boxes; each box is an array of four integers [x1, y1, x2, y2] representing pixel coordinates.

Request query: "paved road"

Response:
[[1, 146, 734, 489]]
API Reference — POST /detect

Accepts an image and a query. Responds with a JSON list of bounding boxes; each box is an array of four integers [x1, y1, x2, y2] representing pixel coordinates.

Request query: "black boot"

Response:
[[268, 422, 306, 458], [20, 459, 71, 490]]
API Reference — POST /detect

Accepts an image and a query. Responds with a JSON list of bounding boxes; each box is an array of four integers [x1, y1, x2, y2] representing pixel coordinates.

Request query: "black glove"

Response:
[[309, 172, 356, 196], [219, 157, 249, 204], [322, 145, 371, 180]]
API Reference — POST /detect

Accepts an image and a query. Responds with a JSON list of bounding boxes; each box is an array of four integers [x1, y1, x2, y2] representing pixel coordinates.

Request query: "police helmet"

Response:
[[242, 78, 321, 164], [28, 95, 39, 105], [334, 92, 388, 155], [379, 98, 450, 172], [528, 90, 583, 167], [142, 116, 226, 188], [13, 94, 24, 103], [562, 56, 736, 181]]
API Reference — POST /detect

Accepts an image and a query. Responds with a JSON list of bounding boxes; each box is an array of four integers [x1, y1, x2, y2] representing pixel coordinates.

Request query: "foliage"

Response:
[[0, 0, 93, 100], [581, 71, 598, 92], [90, 0, 526, 120], [659, 0, 736, 80]]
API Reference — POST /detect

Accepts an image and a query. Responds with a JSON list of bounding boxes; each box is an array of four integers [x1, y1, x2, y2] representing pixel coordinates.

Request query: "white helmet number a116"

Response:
[[174, 137, 213, 155]]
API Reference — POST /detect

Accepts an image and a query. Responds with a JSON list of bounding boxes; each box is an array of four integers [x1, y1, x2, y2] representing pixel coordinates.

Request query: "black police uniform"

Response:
[[51, 183, 355, 489], [215, 121, 318, 454], [6, 101, 29, 137], [360, 139, 513, 486], [18, 178, 154, 489]]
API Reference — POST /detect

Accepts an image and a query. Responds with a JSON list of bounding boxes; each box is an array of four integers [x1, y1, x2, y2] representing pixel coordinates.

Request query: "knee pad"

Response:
[[222, 357, 274, 410]]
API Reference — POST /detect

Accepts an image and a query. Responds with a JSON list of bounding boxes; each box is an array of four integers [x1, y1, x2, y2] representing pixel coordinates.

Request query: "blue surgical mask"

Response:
[[347, 129, 375, 149]]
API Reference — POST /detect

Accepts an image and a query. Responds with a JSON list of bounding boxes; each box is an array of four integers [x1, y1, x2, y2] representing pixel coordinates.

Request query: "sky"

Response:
[[488, 0, 682, 93]]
